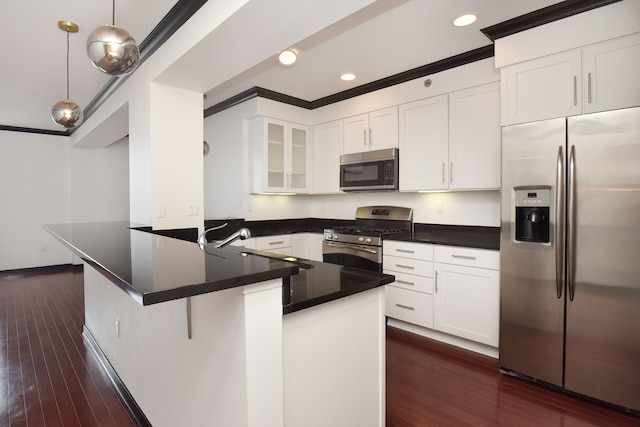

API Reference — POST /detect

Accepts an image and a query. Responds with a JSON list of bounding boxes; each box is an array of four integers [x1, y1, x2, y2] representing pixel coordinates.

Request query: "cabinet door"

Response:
[[504, 49, 582, 125], [312, 120, 343, 193], [265, 119, 287, 191], [343, 114, 369, 154], [448, 82, 501, 190], [289, 124, 309, 192], [398, 95, 448, 191], [434, 263, 499, 347], [368, 106, 398, 151], [583, 33, 640, 114]]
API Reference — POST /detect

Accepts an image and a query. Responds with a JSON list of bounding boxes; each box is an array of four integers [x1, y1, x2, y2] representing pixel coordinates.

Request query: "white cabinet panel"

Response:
[[385, 271, 433, 294], [385, 285, 433, 329], [448, 83, 501, 190], [312, 120, 343, 194], [384, 240, 434, 260], [583, 32, 640, 113], [504, 50, 582, 125], [433, 263, 499, 347], [343, 107, 398, 154], [434, 245, 500, 269], [398, 95, 449, 191], [383, 255, 433, 278]]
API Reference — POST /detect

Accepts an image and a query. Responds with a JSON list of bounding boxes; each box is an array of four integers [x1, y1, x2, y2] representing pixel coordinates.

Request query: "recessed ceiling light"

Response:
[[453, 14, 477, 27], [278, 49, 297, 66], [341, 73, 356, 81]]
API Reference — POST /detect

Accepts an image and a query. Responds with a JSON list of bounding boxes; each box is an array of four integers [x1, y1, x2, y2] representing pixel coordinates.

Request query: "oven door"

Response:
[[322, 240, 382, 272]]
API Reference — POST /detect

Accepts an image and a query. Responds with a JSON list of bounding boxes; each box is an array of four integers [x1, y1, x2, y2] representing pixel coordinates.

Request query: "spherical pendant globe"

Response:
[[86, 25, 139, 76]]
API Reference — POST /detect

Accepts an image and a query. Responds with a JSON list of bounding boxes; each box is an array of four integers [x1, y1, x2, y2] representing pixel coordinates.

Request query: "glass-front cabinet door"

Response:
[[252, 117, 310, 193]]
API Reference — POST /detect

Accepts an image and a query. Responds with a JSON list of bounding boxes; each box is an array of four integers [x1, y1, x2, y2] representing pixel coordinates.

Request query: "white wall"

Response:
[[0, 130, 131, 271], [70, 137, 130, 223], [0, 131, 72, 270]]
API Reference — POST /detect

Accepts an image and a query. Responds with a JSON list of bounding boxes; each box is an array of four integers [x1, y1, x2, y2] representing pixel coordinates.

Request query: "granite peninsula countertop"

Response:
[[44, 221, 393, 312]]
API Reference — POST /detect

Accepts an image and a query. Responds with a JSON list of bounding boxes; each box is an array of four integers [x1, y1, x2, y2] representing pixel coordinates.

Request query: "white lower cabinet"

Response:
[[291, 233, 324, 262], [384, 240, 500, 351], [434, 246, 499, 347], [254, 234, 292, 255], [383, 241, 434, 329]]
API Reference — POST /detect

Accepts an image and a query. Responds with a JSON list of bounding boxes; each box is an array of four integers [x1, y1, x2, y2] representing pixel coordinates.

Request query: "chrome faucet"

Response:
[[197, 223, 228, 249], [213, 228, 251, 248], [197, 223, 252, 250]]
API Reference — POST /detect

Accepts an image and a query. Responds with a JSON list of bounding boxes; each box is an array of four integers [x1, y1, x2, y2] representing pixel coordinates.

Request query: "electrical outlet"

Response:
[[436, 201, 445, 214], [186, 203, 199, 216], [156, 204, 165, 218]]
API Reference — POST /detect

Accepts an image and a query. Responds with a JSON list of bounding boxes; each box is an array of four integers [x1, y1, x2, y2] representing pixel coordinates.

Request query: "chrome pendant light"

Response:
[[86, 0, 139, 76], [51, 21, 83, 129]]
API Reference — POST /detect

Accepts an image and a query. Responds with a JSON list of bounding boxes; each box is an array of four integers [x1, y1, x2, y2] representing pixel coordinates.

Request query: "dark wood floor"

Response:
[[386, 326, 640, 426], [0, 266, 137, 427], [2, 266, 639, 426]]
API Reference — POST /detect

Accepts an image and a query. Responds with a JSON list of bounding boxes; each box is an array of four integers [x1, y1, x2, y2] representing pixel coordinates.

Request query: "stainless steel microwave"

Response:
[[340, 148, 399, 191]]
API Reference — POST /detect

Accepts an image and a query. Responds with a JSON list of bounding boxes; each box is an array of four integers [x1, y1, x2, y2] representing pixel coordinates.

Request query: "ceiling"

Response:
[[1, 0, 570, 134]]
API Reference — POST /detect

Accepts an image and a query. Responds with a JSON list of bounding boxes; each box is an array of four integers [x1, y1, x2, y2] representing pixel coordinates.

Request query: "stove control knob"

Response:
[[358, 237, 364, 242], [365, 237, 372, 244], [332, 234, 339, 240]]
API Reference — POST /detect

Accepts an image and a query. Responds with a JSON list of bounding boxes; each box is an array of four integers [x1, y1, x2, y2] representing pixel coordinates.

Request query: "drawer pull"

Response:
[[269, 241, 285, 245], [396, 280, 415, 286], [395, 304, 415, 311], [395, 264, 415, 269], [395, 248, 415, 254], [451, 254, 476, 260]]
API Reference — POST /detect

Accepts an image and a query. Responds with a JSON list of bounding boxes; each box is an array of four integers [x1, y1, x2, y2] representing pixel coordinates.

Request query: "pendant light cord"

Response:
[[66, 29, 70, 100], [112, 0, 116, 25]]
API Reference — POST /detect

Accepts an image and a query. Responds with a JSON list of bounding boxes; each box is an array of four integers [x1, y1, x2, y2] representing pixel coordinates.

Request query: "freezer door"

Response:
[[565, 107, 640, 411], [499, 118, 566, 386]]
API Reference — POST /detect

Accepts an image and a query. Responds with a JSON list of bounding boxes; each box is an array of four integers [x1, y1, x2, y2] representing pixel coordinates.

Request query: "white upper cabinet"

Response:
[[251, 117, 310, 194], [398, 95, 449, 191], [312, 120, 343, 194], [448, 82, 501, 190], [582, 32, 640, 114], [343, 107, 398, 154], [503, 33, 640, 125], [399, 82, 501, 192]]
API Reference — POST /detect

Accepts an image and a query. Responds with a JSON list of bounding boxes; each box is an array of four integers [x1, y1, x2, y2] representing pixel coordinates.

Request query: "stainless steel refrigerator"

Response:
[[499, 107, 640, 414]]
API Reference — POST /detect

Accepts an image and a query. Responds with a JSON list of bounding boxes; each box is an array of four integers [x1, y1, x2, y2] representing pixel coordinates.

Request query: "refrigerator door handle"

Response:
[[555, 145, 565, 299], [567, 144, 577, 301]]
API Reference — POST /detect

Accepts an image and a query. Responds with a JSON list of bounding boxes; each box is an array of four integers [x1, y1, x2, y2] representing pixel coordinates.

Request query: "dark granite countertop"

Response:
[[385, 224, 500, 250], [43, 222, 393, 312]]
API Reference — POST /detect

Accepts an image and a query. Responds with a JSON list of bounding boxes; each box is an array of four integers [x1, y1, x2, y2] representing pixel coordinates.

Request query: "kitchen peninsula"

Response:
[[44, 222, 392, 427]]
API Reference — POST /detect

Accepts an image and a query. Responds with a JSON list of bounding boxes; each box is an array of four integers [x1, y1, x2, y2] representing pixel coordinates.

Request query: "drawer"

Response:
[[255, 234, 292, 250], [434, 245, 499, 270], [383, 240, 433, 261], [385, 285, 433, 328], [383, 255, 433, 277], [383, 270, 433, 294]]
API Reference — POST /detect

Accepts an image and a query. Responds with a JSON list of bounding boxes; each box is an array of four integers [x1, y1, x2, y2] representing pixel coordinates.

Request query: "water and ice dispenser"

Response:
[[514, 188, 550, 243]]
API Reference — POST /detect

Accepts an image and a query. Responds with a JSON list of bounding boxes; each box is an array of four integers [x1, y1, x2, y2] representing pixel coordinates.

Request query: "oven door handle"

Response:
[[323, 241, 379, 255]]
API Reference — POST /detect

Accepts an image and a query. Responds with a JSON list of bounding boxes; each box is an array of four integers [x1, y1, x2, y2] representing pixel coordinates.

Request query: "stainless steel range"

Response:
[[323, 206, 413, 272]]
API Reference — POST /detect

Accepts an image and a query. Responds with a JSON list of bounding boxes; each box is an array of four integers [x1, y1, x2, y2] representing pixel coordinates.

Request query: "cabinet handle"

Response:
[[396, 279, 415, 286], [449, 162, 454, 183], [395, 303, 415, 311], [451, 254, 476, 260], [442, 162, 446, 184], [395, 248, 415, 254], [369, 128, 373, 145], [269, 241, 285, 245], [363, 129, 367, 147], [573, 76, 577, 106], [587, 72, 592, 104], [435, 270, 438, 293], [395, 263, 415, 270]]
